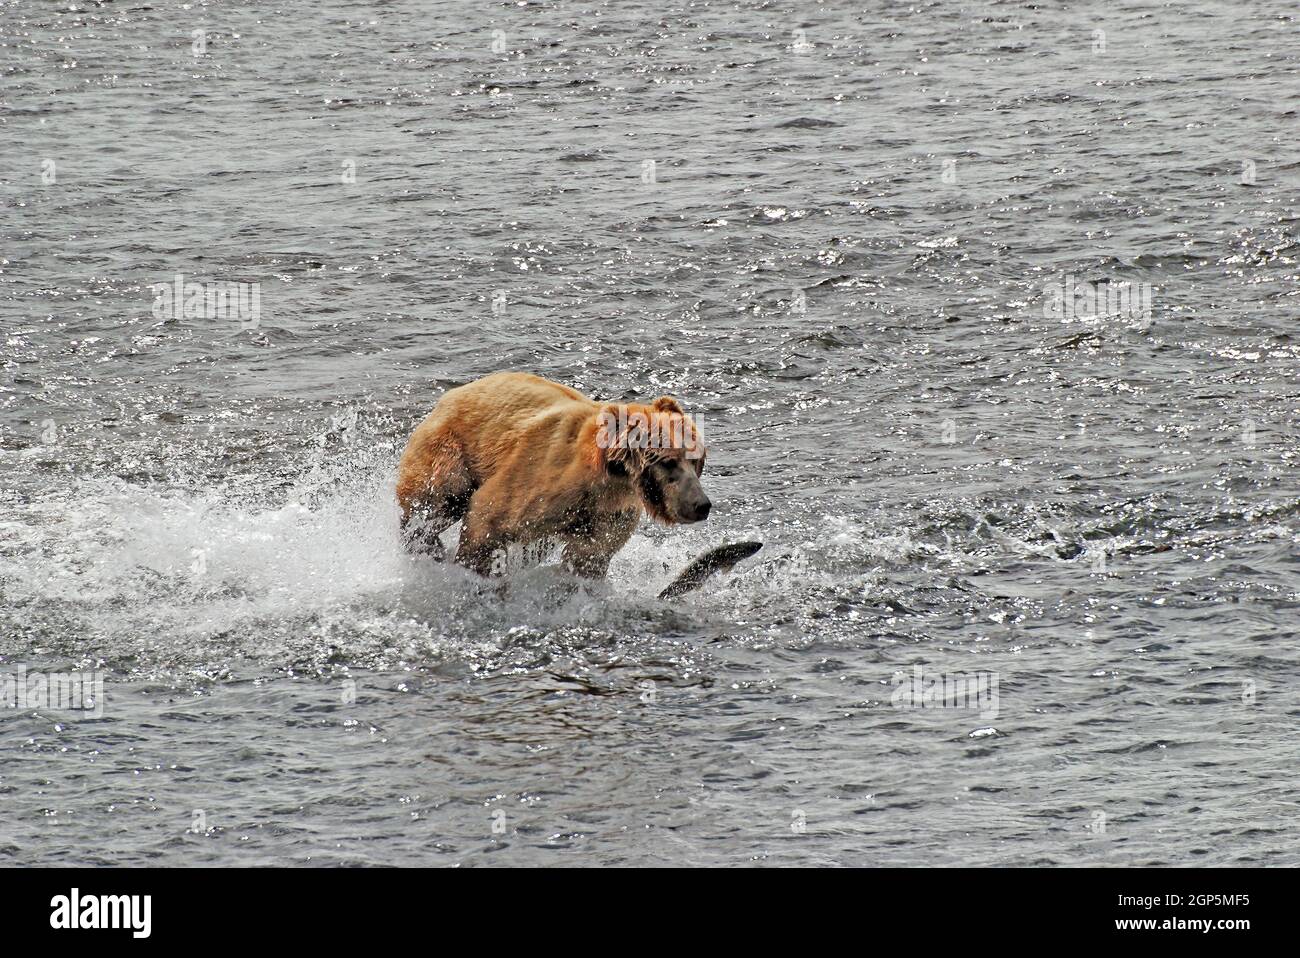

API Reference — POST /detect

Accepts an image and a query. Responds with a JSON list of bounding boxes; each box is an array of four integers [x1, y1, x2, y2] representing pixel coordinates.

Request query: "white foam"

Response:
[[0, 450, 808, 667]]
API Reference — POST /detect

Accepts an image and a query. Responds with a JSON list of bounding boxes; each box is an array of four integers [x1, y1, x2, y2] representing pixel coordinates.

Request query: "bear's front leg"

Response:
[[560, 540, 616, 579], [455, 512, 510, 577], [560, 509, 638, 579]]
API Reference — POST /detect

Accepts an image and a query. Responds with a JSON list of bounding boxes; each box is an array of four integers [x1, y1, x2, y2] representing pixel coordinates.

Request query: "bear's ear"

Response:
[[652, 395, 684, 415]]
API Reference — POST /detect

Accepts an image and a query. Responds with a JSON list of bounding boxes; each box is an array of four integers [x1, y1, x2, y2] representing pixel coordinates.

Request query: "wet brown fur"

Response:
[[396, 371, 708, 577]]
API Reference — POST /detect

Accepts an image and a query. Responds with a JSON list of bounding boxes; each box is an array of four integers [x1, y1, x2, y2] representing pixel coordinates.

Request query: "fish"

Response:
[[659, 541, 763, 599]]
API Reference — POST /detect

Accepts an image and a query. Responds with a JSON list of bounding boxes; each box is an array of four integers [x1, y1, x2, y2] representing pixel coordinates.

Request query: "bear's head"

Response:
[[597, 396, 710, 524]]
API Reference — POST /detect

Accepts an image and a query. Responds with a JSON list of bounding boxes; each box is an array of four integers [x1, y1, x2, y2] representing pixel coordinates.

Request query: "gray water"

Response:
[[1, 0, 1297, 867]]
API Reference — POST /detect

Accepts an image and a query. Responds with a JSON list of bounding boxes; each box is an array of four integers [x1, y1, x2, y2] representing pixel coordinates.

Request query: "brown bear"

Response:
[[396, 371, 710, 578]]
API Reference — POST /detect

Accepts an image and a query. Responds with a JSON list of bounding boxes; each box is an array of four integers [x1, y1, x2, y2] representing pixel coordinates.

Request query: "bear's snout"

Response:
[[684, 496, 712, 523]]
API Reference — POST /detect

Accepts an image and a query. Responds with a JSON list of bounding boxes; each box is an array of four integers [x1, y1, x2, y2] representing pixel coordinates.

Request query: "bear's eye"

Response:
[[661, 459, 680, 475]]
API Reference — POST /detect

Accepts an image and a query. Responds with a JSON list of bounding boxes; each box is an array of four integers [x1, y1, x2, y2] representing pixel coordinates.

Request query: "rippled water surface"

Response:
[[1, 0, 1298, 866]]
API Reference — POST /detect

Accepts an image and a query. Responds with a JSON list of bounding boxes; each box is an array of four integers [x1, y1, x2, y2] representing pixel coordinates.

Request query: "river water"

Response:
[[1, 0, 1297, 865]]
